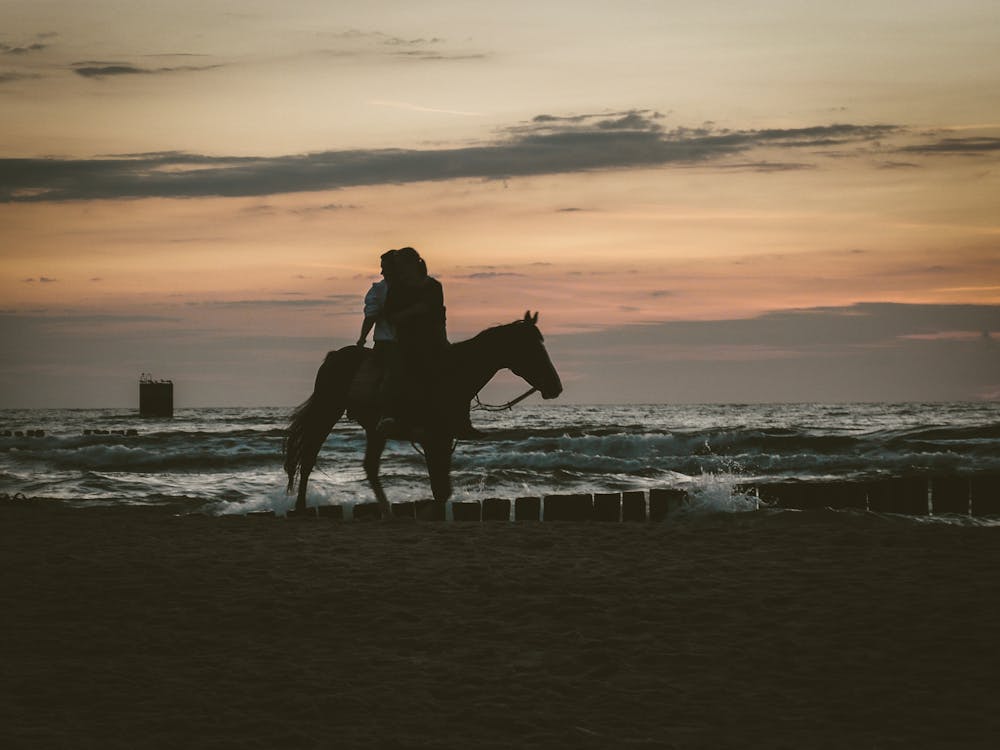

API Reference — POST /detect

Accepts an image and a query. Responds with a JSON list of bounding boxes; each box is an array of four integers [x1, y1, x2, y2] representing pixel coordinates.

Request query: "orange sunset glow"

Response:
[[2, 1, 998, 406]]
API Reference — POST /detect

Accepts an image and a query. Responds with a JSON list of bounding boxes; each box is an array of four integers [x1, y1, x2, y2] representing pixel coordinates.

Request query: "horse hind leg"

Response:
[[363, 429, 392, 518]]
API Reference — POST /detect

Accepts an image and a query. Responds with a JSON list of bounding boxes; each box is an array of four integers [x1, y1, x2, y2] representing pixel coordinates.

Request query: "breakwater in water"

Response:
[[273, 475, 1000, 520]]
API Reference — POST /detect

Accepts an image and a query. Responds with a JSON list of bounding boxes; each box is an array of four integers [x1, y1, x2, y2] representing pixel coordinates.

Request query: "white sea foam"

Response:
[[678, 473, 761, 515]]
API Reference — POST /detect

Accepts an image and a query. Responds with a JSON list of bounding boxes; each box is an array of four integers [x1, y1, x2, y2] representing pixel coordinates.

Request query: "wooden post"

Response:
[[867, 478, 928, 515], [649, 488, 686, 521], [930, 477, 970, 515], [391, 501, 416, 519], [352, 502, 382, 521], [753, 482, 868, 510], [515, 496, 541, 521], [483, 497, 511, 521], [752, 483, 802, 508], [542, 493, 593, 521], [414, 499, 446, 521], [593, 492, 621, 522], [451, 501, 482, 522], [622, 491, 646, 522], [971, 475, 1000, 516]]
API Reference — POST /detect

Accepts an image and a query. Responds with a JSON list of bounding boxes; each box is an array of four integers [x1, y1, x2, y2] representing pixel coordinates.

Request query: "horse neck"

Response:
[[449, 330, 512, 399]]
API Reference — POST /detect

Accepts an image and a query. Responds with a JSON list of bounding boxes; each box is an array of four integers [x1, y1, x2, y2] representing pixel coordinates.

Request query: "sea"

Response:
[[1, 402, 998, 521]]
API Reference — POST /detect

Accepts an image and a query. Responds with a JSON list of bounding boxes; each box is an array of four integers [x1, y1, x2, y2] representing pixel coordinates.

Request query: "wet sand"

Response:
[[2, 503, 999, 749]]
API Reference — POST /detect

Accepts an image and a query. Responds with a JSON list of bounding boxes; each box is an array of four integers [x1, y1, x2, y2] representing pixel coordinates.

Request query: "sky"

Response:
[[1, 0, 998, 407]]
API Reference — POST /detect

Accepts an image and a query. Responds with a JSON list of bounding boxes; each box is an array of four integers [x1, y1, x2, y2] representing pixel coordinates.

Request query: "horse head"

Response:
[[501, 311, 563, 399]]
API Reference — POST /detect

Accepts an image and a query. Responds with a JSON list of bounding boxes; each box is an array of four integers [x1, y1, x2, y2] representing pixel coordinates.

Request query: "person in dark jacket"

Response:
[[377, 248, 481, 438]]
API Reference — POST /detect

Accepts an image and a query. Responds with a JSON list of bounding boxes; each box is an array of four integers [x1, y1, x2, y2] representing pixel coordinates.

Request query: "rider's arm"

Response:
[[358, 283, 384, 346], [357, 316, 376, 346]]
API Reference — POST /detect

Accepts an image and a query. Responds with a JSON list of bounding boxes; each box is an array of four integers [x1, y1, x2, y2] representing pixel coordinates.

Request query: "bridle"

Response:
[[472, 387, 538, 412]]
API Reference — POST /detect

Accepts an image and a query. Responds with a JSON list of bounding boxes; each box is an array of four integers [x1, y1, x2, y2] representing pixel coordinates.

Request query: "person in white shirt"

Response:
[[357, 249, 398, 363]]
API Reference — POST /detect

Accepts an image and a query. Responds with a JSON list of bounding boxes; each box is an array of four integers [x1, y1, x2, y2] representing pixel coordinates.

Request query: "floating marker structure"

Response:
[[139, 373, 174, 418]]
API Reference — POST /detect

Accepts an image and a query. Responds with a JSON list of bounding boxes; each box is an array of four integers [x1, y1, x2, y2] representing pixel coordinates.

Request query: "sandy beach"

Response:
[[2, 502, 999, 749]]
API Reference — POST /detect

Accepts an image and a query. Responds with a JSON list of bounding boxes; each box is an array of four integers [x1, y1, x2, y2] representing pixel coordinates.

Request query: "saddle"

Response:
[[345, 349, 447, 435]]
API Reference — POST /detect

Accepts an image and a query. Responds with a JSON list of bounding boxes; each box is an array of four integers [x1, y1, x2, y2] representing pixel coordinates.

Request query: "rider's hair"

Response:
[[395, 246, 427, 277], [379, 249, 397, 275]]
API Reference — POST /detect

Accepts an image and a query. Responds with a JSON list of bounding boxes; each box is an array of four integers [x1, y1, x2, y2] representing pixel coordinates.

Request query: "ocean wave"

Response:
[[4, 403, 999, 515], [5, 423, 1000, 478], [4, 442, 283, 472]]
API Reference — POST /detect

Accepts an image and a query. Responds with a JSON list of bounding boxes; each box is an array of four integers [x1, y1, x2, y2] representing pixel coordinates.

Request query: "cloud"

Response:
[[0, 71, 42, 84], [390, 50, 487, 61], [556, 302, 1000, 350], [1, 43, 47, 55], [456, 272, 526, 279], [711, 161, 815, 173], [315, 29, 486, 65], [291, 202, 359, 215], [380, 36, 446, 47], [3, 303, 996, 405], [547, 302, 1000, 402], [241, 202, 358, 216], [899, 137, 1000, 155], [529, 110, 664, 129], [323, 29, 444, 46], [0, 113, 903, 202], [21, 276, 57, 283], [186, 298, 351, 309], [0, 312, 179, 325], [72, 62, 222, 78]]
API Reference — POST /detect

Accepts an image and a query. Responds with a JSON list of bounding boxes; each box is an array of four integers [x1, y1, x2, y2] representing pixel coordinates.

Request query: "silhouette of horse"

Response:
[[284, 312, 562, 516]]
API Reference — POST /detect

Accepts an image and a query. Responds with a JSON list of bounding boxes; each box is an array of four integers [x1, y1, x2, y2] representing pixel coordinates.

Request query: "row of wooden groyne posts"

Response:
[[265, 475, 1000, 521]]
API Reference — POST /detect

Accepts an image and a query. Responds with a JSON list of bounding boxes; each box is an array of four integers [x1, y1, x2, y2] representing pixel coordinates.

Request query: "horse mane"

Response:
[[454, 318, 541, 351]]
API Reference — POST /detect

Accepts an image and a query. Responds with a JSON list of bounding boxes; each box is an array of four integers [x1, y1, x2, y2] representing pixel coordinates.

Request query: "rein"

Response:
[[472, 387, 538, 412], [409, 387, 539, 457]]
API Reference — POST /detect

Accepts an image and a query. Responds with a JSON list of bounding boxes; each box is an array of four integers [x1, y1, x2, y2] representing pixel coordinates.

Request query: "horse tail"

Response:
[[284, 345, 366, 493]]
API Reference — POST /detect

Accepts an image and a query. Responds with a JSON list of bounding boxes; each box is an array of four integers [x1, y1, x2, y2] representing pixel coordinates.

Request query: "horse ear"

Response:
[[523, 310, 531, 323], [531, 311, 539, 325]]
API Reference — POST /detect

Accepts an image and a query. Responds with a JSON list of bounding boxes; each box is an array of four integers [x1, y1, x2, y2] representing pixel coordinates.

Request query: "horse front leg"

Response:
[[423, 436, 454, 502], [294, 434, 327, 512], [363, 429, 392, 518], [295, 464, 312, 512]]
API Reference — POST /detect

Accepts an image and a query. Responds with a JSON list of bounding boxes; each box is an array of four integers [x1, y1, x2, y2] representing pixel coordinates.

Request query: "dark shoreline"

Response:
[[3, 503, 1000, 748]]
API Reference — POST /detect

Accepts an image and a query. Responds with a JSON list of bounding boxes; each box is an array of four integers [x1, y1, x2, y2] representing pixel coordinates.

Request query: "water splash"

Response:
[[677, 471, 760, 516]]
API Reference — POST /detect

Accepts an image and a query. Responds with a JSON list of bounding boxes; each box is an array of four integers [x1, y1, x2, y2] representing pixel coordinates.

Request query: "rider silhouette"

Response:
[[374, 247, 482, 438]]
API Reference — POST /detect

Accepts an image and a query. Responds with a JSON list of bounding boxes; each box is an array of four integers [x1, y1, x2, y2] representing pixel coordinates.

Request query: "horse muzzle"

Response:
[[540, 381, 563, 399]]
